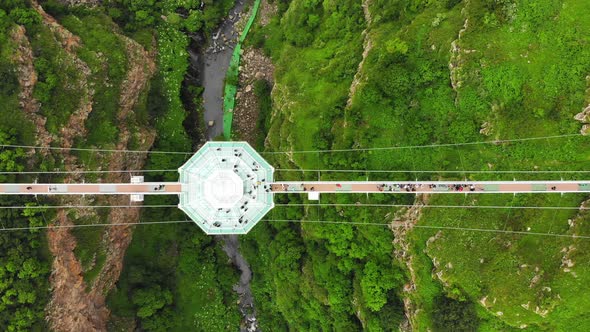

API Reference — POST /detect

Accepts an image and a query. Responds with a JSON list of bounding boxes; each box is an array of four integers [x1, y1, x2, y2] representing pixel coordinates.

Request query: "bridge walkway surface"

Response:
[[1, 181, 590, 196], [269, 181, 590, 194], [0, 182, 182, 195]]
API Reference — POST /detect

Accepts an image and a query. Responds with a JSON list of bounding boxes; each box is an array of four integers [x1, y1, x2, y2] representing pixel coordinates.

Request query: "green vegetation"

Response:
[[97, 1, 243, 330], [241, 1, 408, 330], [3, 0, 590, 330], [432, 295, 479, 331], [3, 0, 241, 330], [69, 211, 108, 286], [0, 201, 51, 332], [0, 7, 50, 330], [58, 13, 128, 147], [245, 0, 590, 330], [27, 21, 83, 137], [253, 79, 273, 149], [0, 137, 50, 331], [107, 200, 241, 331]]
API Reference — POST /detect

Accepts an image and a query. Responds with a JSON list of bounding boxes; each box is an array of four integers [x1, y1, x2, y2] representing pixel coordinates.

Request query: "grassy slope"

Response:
[[418, 1, 590, 330], [243, 1, 409, 330], [348, 0, 590, 330], [256, 0, 590, 330]]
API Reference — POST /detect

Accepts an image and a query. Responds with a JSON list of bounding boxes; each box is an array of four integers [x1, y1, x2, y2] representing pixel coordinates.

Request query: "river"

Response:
[[202, 0, 246, 139], [221, 234, 258, 331], [185, 1, 260, 331]]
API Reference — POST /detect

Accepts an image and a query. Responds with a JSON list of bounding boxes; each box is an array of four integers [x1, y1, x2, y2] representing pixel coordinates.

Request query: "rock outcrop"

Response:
[[233, 48, 274, 145], [10, 25, 53, 155]]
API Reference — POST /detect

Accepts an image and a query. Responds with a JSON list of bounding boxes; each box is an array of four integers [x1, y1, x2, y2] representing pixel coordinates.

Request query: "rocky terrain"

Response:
[[13, 2, 158, 331], [233, 47, 274, 144]]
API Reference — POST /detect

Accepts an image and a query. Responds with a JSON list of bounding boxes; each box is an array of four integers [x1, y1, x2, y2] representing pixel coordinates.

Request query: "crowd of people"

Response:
[[275, 183, 482, 192], [377, 183, 477, 192]]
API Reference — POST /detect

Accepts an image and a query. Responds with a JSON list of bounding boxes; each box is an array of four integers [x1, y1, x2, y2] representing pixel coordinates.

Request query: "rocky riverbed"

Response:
[[197, 1, 260, 330], [202, 0, 246, 139]]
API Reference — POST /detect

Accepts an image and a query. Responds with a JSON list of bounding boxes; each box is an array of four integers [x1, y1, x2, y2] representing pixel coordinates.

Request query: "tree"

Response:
[[385, 37, 408, 55], [184, 10, 204, 33], [8, 8, 41, 26], [132, 285, 173, 319], [360, 261, 401, 312], [134, 9, 155, 27], [0, 10, 11, 33], [432, 295, 480, 332]]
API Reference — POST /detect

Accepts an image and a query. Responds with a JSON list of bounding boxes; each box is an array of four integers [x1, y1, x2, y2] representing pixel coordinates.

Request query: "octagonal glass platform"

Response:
[[178, 142, 274, 234]]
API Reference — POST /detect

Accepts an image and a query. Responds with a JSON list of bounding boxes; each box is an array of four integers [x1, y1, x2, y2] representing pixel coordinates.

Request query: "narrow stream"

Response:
[[184, 1, 259, 330], [202, 0, 246, 139], [222, 234, 258, 332]]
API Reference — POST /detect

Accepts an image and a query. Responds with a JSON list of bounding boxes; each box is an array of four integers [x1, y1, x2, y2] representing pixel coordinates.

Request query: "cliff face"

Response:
[[13, 2, 156, 331]]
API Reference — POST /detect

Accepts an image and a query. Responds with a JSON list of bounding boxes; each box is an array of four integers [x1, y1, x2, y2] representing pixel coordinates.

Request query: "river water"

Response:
[[202, 0, 246, 139], [187, 1, 259, 331], [222, 234, 258, 331]]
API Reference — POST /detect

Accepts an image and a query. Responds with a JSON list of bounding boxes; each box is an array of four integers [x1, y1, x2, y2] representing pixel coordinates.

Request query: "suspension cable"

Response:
[[0, 220, 193, 232], [0, 144, 193, 155], [2, 168, 589, 175], [0, 204, 177, 209], [274, 203, 590, 211], [275, 168, 590, 174], [270, 219, 590, 240], [1, 133, 581, 156], [0, 169, 178, 174], [0, 218, 586, 240], [1, 203, 587, 211], [262, 133, 582, 154]]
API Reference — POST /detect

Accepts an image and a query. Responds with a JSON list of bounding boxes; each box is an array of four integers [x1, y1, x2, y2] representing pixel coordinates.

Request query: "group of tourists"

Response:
[[376, 183, 478, 192]]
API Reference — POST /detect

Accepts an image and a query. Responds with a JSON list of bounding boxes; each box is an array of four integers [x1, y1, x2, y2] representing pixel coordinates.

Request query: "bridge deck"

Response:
[[0, 183, 182, 195], [1, 181, 590, 195], [269, 181, 590, 194]]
